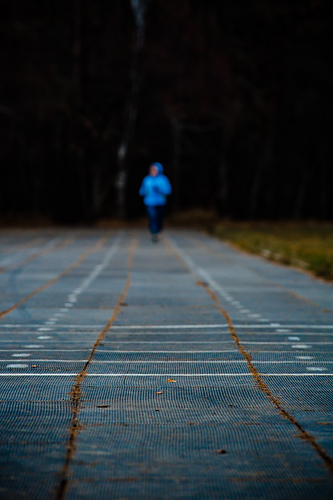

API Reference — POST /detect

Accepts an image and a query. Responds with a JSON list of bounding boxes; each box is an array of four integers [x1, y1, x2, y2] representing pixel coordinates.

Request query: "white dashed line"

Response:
[[306, 367, 327, 372], [0, 373, 332, 377], [291, 344, 311, 349], [6, 364, 29, 369], [1, 359, 331, 365]]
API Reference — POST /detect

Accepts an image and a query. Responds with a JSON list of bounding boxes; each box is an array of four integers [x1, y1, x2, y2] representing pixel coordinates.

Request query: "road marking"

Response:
[[288, 336, 300, 340], [1, 359, 332, 364], [1, 331, 332, 337], [2, 340, 328, 346], [0, 236, 109, 320], [0, 341, 332, 351], [108, 324, 333, 330], [0, 332, 232, 336], [0, 373, 333, 377], [2, 332, 332, 342], [109, 324, 230, 329], [167, 235, 333, 474], [0, 236, 65, 273], [54, 235, 138, 500], [5, 364, 29, 369], [1, 323, 332, 329], [0, 324, 105, 328], [11, 353, 30, 357], [243, 342, 329, 345], [0, 349, 243, 353], [40, 236, 121, 330], [307, 367, 326, 371]]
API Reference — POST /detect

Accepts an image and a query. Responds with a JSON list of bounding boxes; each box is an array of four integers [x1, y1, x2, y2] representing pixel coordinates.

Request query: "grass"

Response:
[[166, 208, 219, 228], [212, 222, 333, 281]]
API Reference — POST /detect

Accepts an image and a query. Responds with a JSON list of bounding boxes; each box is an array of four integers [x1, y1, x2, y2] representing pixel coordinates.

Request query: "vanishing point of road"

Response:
[[0, 228, 333, 499]]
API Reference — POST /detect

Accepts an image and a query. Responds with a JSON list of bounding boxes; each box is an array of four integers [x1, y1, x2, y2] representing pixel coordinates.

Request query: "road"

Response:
[[0, 228, 333, 499]]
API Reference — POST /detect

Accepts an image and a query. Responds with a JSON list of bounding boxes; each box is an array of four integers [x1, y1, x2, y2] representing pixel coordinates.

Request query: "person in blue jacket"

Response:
[[139, 162, 172, 242]]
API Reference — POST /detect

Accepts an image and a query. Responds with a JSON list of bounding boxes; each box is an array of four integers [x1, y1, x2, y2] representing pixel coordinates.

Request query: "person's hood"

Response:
[[152, 162, 163, 174]]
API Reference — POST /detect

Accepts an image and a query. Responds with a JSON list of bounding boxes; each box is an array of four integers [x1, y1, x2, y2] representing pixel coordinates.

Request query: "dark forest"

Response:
[[0, 0, 332, 223]]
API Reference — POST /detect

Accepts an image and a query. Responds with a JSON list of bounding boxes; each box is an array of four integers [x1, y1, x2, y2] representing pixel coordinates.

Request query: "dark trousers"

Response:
[[146, 205, 165, 234]]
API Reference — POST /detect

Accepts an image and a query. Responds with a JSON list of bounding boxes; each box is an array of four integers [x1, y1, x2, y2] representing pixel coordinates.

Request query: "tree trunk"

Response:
[[170, 116, 182, 212], [115, 1, 147, 218], [72, 0, 87, 218], [293, 169, 310, 219]]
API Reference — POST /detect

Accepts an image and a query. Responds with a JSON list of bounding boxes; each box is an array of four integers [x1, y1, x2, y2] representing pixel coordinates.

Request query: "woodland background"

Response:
[[0, 0, 331, 223]]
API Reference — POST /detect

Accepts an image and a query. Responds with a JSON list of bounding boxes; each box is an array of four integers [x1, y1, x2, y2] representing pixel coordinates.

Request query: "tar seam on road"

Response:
[[0, 237, 74, 275], [0, 235, 109, 320], [165, 235, 333, 476], [55, 235, 138, 500]]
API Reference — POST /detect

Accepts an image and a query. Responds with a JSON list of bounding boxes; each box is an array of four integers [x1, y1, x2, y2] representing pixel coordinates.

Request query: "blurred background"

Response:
[[0, 0, 332, 224]]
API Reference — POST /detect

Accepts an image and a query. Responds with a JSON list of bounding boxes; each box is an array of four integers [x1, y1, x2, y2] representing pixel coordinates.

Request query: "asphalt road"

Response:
[[0, 228, 333, 500]]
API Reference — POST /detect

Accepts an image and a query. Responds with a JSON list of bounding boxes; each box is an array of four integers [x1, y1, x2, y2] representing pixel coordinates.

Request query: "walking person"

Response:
[[139, 162, 172, 242]]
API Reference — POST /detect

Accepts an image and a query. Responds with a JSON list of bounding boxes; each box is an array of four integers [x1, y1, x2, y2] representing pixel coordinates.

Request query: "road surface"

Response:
[[0, 228, 333, 499]]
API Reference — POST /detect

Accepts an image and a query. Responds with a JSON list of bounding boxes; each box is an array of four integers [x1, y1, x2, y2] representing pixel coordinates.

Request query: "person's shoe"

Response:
[[152, 234, 158, 243]]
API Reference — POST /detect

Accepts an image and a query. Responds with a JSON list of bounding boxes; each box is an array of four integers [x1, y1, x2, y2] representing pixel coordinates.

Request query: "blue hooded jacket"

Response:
[[139, 163, 172, 206]]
